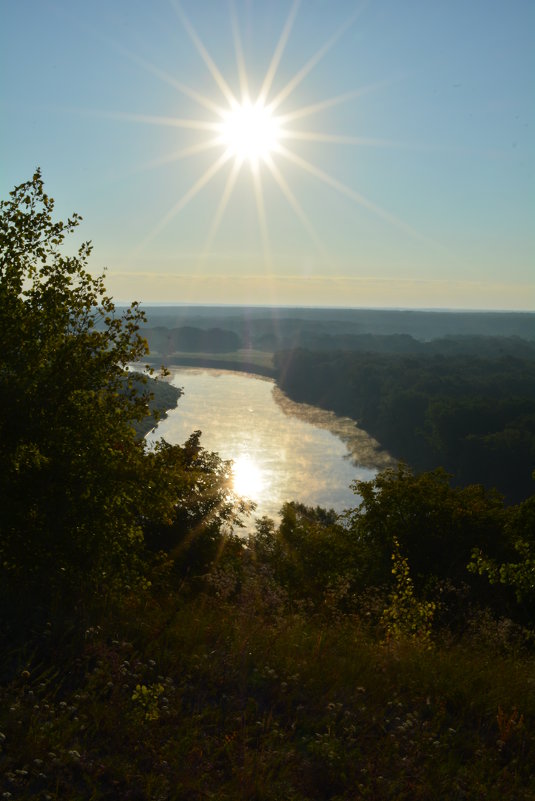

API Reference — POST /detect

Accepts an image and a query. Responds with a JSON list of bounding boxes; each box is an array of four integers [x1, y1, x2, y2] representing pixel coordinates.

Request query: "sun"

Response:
[[218, 100, 283, 166]]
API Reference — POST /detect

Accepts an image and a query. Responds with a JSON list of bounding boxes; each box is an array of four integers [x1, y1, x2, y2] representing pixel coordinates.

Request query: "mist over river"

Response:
[[147, 368, 393, 526]]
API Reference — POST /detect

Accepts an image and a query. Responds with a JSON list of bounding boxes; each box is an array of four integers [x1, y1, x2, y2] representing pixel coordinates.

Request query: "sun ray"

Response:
[[258, 0, 301, 106], [84, 108, 222, 133], [251, 165, 271, 268], [128, 138, 223, 177], [280, 131, 400, 147], [171, 0, 238, 107], [55, 13, 229, 117], [107, 41, 227, 116], [280, 130, 445, 152], [276, 143, 429, 243], [278, 90, 369, 124], [202, 157, 243, 257], [268, 2, 367, 112], [278, 78, 401, 124], [135, 150, 233, 253], [230, 0, 250, 101], [264, 154, 327, 257]]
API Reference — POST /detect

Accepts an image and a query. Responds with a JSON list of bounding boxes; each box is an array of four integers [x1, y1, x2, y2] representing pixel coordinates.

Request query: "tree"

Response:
[[248, 501, 365, 608], [0, 170, 160, 630], [469, 490, 535, 623], [142, 431, 250, 579], [0, 172, 252, 641], [344, 464, 508, 590]]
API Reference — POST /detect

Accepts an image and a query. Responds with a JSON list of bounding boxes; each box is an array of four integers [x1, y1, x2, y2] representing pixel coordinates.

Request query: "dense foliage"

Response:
[[0, 172, 244, 642], [275, 348, 535, 503], [0, 172, 150, 622], [270, 331, 535, 357]]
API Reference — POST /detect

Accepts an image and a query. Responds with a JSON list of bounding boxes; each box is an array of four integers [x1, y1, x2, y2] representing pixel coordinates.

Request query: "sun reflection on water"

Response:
[[232, 454, 264, 501]]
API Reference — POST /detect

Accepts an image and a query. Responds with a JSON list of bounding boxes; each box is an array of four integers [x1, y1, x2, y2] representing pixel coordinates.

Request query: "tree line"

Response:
[[275, 348, 535, 504]]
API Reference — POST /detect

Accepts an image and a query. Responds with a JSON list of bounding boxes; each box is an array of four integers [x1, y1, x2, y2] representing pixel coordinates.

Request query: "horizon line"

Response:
[[113, 302, 535, 314]]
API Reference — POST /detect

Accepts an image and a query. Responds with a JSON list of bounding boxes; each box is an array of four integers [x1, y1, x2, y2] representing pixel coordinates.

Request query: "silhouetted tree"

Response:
[[0, 171, 159, 631]]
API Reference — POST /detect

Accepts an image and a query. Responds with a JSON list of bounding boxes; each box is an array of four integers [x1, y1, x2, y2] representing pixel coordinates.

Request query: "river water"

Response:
[[147, 367, 391, 526]]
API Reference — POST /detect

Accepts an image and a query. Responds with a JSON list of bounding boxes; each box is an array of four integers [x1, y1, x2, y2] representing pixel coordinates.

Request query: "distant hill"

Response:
[[142, 326, 242, 356], [132, 306, 535, 350]]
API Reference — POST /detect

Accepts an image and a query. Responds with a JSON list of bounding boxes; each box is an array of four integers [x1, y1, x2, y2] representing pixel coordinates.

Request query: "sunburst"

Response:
[[107, 0, 422, 262], [217, 100, 283, 165]]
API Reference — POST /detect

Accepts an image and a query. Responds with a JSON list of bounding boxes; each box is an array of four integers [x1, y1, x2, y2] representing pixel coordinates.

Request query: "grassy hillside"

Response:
[[2, 548, 534, 801]]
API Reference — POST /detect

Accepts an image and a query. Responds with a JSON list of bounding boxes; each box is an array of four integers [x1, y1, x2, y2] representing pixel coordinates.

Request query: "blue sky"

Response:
[[1, 0, 533, 309]]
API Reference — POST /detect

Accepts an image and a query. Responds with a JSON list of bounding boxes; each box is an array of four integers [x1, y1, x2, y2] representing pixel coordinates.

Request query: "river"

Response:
[[147, 367, 393, 526]]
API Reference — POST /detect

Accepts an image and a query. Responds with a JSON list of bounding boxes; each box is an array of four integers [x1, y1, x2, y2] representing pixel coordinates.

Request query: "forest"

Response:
[[275, 349, 535, 505], [1, 174, 534, 800]]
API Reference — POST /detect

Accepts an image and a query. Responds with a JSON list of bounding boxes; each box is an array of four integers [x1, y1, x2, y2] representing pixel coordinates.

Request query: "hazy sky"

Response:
[[2, 0, 533, 309]]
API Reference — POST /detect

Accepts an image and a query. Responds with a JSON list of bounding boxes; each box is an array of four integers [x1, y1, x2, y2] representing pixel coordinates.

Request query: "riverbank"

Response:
[[272, 386, 394, 470], [144, 349, 276, 378]]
